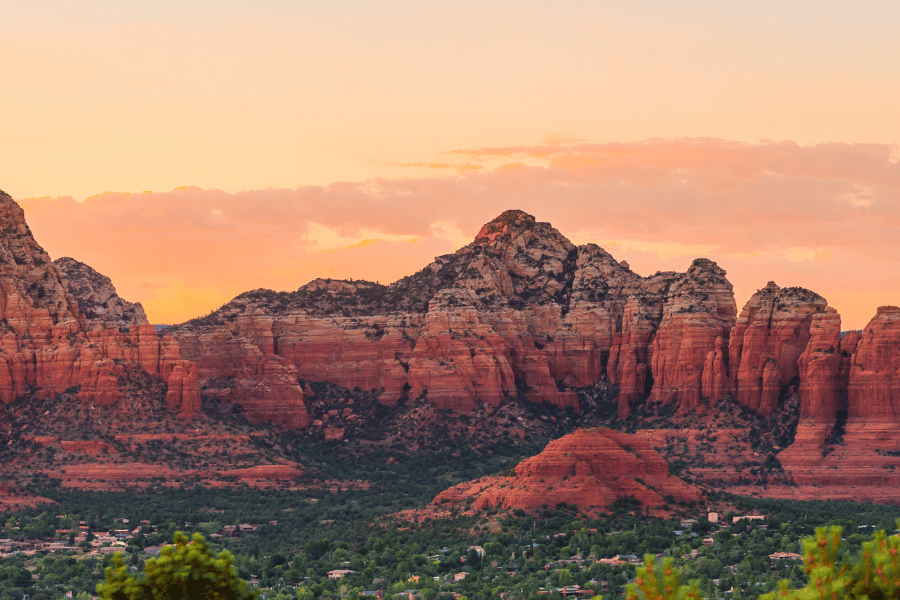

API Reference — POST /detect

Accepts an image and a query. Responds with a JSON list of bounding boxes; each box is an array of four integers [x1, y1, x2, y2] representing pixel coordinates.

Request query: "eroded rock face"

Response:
[[648, 259, 736, 412], [797, 309, 844, 423], [848, 306, 900, 420], [0, 191, 200, 419], [168, 210, 739, 420], [431, 428, 702, 512], [54, 257, 148, 330], [729, 283, 829, 416]]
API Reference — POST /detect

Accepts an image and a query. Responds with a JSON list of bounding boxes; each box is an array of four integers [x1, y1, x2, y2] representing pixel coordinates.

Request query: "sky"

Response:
[[3, 1, 899, 328]]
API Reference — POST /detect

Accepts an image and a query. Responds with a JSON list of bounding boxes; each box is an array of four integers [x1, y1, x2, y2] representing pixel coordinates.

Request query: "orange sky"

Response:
[[4, 2, 899, 328]]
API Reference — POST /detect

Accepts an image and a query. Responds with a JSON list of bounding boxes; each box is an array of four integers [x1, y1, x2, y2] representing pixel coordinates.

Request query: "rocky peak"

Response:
[[471, 209, 575, 256], [473, 209, 537, 243], [848, 305, 900, 420], [0, 191, 79, 326], [54, 257, 148, 330], [569, 243, 643, 304], [449, 210, 578, 305], [664, 258, 735, 321]]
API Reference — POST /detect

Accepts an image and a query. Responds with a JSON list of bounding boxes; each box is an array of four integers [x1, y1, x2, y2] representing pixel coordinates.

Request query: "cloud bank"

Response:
[[18, 138, 900, 328]]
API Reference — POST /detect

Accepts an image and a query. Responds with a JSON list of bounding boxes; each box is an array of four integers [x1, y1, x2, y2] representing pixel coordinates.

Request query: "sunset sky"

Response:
[[3, 1, 899, 328]]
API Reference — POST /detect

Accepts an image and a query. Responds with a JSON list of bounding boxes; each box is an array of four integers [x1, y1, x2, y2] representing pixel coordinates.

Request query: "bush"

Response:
[[97, 531, 258, 600]]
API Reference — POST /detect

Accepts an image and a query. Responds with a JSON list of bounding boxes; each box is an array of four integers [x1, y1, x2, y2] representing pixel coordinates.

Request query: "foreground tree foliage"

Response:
[[98, 532, 259, 600], [627, 521, 900, 600]]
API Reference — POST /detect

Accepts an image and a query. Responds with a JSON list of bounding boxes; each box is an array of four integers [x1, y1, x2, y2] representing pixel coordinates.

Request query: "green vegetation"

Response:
[[627, 522, 900, 600], [98, 532, 257, 600], [4, 489, 900, 600]]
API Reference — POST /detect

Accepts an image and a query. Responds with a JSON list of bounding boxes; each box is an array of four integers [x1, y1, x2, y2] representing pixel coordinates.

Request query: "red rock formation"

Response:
[[848, 306, 900, 420], [648, 259, 736, 412], [0, 190, 201, 419], [431, 428, 702, 512], [163, 360, 201, 417], [168, 211, 744, 421], [797, 309, 844, 422], [729, 283, 829, 416], [701, 336, 729, 405], [609, 293, 667, 416]]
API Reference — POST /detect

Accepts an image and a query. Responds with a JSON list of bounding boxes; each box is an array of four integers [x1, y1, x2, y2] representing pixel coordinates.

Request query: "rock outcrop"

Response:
[[729, 283, 829, 416], [848, 306, 900, 420], [0, 190, 200, 418], [168, 210, 740, 420], [647, 259, 736, 412], [796, 309, 845, 423], [431, 428, 702, 512], [54, 257, 148, 330]]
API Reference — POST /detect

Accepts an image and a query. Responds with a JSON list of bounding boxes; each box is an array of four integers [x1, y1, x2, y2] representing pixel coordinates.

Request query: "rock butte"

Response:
[[431, 428, 703, 512], [1, 190, 900, 498]]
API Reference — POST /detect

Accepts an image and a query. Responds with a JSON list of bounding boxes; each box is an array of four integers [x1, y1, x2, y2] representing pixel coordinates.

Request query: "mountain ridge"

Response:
[[2, 190, 900, 505]]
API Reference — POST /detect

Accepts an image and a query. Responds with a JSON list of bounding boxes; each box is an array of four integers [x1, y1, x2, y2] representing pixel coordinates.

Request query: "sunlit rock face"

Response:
[[167, 209, 745, 421], [0, 189, 200, 419]]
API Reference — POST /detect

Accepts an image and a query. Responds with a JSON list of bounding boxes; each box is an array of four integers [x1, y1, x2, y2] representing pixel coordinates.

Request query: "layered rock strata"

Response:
[[6, 193, 899, 450], [0, 191, 200, 419], [729, 283, 830, 416], [169, 210, 742, 419], [848, 306, 900, 421]]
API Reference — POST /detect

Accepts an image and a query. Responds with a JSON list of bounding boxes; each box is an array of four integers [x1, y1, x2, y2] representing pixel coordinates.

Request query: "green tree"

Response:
[[97, 532, 259, 600]]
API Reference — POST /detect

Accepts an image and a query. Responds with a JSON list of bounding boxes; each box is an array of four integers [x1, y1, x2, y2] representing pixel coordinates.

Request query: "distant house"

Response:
[[681, 519, 697, 529], [769, 552, 802, 562], [239, 524, 257, 533], [732, 515, 766, 524], [555, 586, 594, 597], [702, 538, 715, 547], [454, 573, 467, 582], [327, 570, 355, 580]]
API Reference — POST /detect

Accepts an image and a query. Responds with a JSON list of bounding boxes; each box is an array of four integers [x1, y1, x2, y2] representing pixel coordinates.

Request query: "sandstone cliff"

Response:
[[0, 190, 200, 418], [848, 306, 900, 421], [729, 283, 829, 416], [168, 210, 741, 420]]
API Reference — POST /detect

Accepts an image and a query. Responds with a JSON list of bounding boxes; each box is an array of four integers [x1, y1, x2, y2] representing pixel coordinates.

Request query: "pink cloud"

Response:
[[16, 138, 900, 329]]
